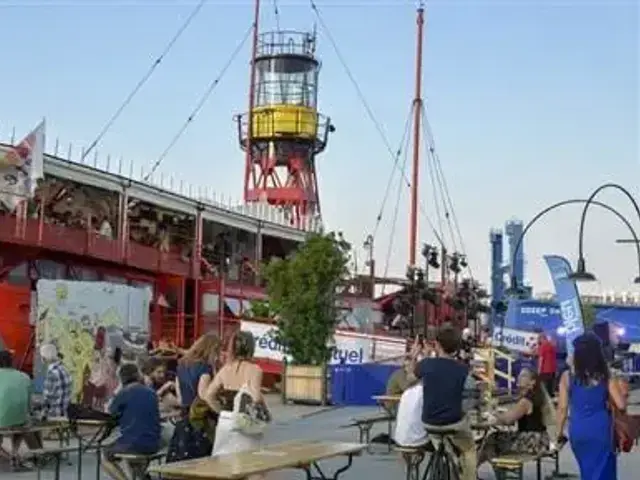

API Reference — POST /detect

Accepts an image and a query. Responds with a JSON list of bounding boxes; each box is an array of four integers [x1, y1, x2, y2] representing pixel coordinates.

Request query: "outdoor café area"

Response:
[[1, 390, 639, 480]]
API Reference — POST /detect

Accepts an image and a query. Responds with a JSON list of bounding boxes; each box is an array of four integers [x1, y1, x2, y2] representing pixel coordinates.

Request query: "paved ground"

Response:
[[2, 393, 640, 479]]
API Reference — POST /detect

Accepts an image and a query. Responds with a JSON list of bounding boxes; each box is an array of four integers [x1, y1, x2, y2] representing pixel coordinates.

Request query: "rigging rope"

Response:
[[371, 106, 413, 241], [143, 24, 253, 181], [82, 0, 208, 162], [421, 107, 456, 252], [381, 123, 412, 293], [422, 110, 475, 280], [308, 0, 443, 247]]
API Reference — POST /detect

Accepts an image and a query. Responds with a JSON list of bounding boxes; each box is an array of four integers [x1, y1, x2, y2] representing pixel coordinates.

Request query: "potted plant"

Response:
[[262, 232, 351, 405]]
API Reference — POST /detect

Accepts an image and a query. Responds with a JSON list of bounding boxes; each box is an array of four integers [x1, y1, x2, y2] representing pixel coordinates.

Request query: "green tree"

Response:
[[262, 232, 351, 365], [581, 303, 597, 330], [247, 299, 272, 319]]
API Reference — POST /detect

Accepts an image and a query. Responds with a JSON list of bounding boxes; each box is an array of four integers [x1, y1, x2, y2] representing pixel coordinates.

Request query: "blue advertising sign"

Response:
[[544, 255, 584, 356]]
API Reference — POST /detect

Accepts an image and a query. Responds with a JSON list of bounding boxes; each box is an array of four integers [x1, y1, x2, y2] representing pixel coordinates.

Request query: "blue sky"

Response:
[[1, 0, 638, 294]]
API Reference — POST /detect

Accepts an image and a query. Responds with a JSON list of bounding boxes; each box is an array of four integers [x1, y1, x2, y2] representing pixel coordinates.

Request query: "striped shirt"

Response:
[[43, 361, 73, 418]]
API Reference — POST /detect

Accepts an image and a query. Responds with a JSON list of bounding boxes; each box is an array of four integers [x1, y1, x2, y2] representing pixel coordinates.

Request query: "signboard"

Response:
[[240, 320, 405, 365], [492, 326, 538, 354]]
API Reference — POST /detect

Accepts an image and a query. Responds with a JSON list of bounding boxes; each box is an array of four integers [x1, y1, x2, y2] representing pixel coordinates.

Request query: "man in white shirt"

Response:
[[393, 380, 428, 447]]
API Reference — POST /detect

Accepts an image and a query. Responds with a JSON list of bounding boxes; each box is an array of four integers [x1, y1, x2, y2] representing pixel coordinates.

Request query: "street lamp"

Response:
[[505, 198, 640, 294], [574, 184, 640, 283]]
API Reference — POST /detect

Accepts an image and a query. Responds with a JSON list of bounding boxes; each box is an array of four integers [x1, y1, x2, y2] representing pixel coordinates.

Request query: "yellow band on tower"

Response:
[[251, 105, 318, 140]]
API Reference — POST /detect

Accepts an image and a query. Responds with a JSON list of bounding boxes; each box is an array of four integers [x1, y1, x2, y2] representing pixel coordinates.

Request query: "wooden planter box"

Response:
[[281, 361, 329, 406]]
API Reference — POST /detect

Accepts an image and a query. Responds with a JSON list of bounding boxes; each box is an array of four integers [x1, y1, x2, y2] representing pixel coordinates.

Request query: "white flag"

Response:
[[0, 120, 46, 211]]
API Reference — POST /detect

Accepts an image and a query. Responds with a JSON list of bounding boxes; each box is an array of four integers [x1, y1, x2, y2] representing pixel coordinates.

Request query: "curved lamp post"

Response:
[[575, 183, 640, 283], [506, 199, 640, 293]]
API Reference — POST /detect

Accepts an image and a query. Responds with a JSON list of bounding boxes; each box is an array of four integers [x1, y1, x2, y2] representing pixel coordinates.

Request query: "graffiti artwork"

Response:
[[35, 280, 152, 403]]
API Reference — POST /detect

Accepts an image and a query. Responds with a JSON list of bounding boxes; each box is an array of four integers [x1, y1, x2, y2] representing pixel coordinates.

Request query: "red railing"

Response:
[[0, 214, 191, 277]]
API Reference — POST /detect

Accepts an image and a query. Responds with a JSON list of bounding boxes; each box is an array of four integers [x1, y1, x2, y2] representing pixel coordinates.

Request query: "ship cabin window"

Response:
[[202, 293, 220, 314]]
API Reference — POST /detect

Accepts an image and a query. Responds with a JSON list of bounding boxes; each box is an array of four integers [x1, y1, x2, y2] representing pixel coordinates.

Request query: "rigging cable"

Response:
[[143, 24, 253, 181], [82, 0, 209, 162], [371, 106, 413, 241], [422, 110, 475, 279], [421, 107, 456, 252], [308, 0, 443, 246], [421, 107, 447, 249], [381, 121, 412, 294]]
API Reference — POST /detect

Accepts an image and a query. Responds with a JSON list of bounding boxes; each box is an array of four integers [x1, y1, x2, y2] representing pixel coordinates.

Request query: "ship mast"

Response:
[[408, 4, 425, 266], [244, 0, 261, 202]]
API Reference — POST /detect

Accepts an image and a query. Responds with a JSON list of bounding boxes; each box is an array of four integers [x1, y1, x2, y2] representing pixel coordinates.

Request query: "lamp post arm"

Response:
[[578, 183, 640, 268], [510, 199, 640, 288]]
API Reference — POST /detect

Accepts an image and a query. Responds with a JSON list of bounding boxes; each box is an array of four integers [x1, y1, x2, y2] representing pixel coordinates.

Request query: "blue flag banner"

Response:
[[544, 255, 585, 356]]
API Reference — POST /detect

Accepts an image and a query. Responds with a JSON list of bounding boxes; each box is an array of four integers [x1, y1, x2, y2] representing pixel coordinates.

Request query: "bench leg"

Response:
[[302, 454, 354, 480], [358, 425, 373, 452], [53, 453, 62, 480], [402, 453, 425, 480], [96, 446, 103, 480]]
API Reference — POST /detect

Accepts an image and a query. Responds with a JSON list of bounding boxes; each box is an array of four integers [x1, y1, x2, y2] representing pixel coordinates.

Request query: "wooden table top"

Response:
[[48, 417, 109, 427], [372, 395, 401, 403], [148, 441, 367, 480], [0, 420, 67, 435]]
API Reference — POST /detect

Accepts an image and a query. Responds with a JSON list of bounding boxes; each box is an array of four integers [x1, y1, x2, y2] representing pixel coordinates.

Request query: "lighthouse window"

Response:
[[255, 58, 318, 108]]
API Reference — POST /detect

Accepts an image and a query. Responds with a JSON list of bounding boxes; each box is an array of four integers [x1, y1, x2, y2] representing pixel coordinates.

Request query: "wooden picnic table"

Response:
[[48, 416, 114, 480], [148, 440, 367, 480]]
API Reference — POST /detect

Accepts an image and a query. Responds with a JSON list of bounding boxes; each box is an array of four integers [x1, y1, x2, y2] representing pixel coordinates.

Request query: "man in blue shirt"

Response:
[[414, 325, 477, 480], [102, 363, 161, 480]]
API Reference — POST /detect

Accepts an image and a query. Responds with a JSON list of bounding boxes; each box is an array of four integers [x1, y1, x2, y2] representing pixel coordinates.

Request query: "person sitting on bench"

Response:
[[102, 363, 161, 480], [0, 350, 41, 471], [413, 324, 477, 480], [477, 368, 553, 466], [393, 374, 427, 448]]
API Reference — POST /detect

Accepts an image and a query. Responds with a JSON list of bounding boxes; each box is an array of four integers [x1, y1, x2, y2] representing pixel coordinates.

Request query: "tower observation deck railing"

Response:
[[237, 107, 331, 153], [256, 31, 316, 58]]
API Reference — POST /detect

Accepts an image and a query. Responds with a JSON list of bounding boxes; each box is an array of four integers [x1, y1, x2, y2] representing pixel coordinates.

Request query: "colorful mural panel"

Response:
[[35, 280, 151, 400]]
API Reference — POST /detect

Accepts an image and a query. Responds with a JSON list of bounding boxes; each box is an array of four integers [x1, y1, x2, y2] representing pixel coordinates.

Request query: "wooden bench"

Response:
[[490, 449, 575, 480], [24, 445, 80, 480], [341, 413, 394, 452], [113, 449, 167, 480], [148, 440, 367, 480]]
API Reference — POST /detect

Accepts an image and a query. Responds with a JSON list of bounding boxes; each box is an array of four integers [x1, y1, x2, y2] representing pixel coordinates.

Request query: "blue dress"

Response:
[[568, 377, 616, 479]]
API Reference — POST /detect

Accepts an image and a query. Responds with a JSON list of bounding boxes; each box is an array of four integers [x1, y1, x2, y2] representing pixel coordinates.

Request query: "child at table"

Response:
[[101, 363, 161, 480]]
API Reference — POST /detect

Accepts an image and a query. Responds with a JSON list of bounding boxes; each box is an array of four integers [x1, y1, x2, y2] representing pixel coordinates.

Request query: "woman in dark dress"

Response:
[[166, 332, 220, 462]]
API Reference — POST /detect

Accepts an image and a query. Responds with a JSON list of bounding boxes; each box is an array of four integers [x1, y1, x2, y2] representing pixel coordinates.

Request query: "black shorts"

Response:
[[104, 442, 158, 462]]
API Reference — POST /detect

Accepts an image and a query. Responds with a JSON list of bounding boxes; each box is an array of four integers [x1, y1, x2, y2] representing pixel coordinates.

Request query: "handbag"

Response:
[[611, 404, 640, 453], [609, 377, 640, 453], [188, 397, 218, 441], [229, 385, 271, 437]]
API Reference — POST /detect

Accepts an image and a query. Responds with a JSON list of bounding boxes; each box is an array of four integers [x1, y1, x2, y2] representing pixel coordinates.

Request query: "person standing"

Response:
[[556, 333, 626, 480], [536, 330, 557, 395]]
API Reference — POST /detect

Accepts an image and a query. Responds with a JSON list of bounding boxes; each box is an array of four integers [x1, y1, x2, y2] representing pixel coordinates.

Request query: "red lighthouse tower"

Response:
[[237, 30, 333, 227]]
